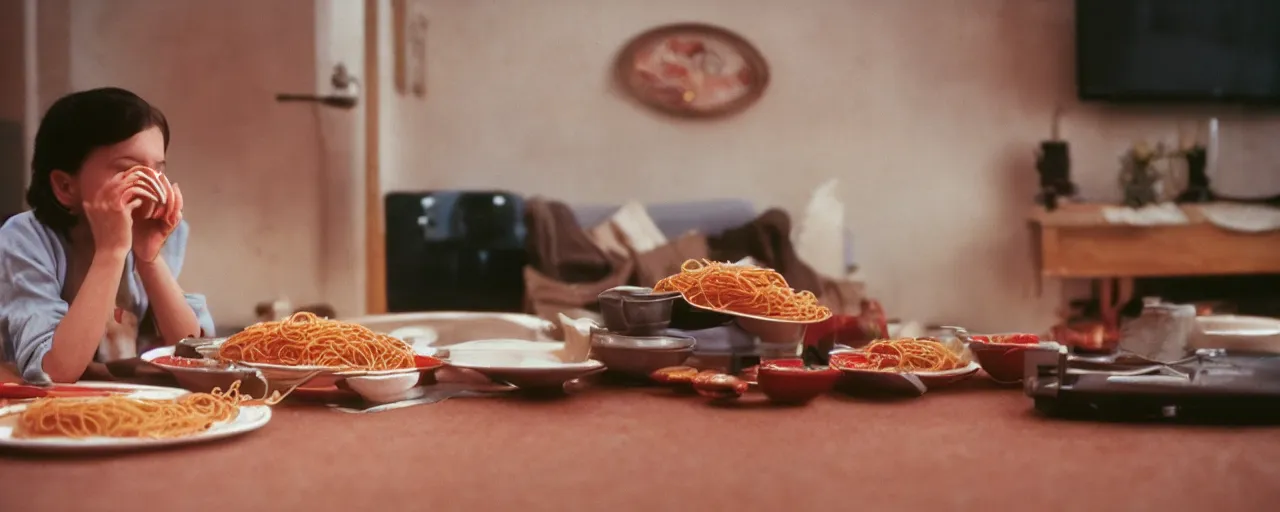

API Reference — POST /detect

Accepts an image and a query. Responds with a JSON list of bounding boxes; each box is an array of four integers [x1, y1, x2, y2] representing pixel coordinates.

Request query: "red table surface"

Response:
[[2, 380, 1279, 511]]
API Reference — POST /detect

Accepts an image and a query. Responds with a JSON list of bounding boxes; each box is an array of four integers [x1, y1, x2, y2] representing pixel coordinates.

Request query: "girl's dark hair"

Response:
[[27, 87, 170, 232]]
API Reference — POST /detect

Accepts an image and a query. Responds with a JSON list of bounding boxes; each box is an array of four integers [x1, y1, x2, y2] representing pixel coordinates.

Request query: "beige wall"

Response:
[[35, 0, 364, 329], [378, 0, 1280, 332], [25, 0, 1280, 332]]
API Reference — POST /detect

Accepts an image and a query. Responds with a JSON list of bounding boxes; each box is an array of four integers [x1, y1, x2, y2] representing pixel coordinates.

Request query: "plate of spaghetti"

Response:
[[216, 312, 437, 378], [0, 381, 271, 452], [829, 338, 979, 394], [654, 259, 832, 324]]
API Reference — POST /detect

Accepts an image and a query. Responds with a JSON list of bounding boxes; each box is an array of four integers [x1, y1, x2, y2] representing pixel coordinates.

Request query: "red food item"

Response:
[[150, 355, 218, 369], [651, 366, 699, 385], [691, 371, 747, 399]]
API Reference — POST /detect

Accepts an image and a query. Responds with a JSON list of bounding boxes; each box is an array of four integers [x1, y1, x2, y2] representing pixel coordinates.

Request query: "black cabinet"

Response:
[[384, 191, 527, 312]]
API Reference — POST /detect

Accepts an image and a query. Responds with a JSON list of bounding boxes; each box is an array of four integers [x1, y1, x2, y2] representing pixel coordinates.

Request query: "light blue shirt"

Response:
[[0, 211, 215, 382]]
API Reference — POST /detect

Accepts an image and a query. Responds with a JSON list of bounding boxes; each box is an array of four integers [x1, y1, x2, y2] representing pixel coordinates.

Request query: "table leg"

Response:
[[1099, 278, 1117, 329], [1117, 278, 1136, 310]]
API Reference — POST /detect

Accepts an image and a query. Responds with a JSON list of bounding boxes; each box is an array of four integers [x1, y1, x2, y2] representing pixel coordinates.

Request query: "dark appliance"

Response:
[[1025, 345, 1280, 424], [384, 191, 527, 313], [1077, 0, 1280, 103], [1036, 140, 1075, 211]]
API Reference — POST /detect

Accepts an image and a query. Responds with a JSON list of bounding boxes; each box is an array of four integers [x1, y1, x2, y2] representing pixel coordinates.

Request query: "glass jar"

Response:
[[1119, 297, 1196, 361]]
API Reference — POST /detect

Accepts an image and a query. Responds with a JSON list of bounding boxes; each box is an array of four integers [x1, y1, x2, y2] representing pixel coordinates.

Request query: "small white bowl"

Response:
[[344, 372, 421, 403]]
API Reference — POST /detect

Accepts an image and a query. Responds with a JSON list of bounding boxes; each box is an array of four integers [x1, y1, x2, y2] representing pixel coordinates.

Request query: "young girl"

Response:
[[0, 87, 215, 383]]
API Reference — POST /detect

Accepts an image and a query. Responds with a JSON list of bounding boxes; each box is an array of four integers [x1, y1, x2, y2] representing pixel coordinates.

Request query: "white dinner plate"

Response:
[[0, 382, 272, 453], [444, 343, 605, 389], [830, 351, 981, 396]]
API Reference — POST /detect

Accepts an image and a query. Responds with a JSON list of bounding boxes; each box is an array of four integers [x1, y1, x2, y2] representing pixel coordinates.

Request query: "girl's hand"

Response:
[[82, 170, 153, 259], [132, 177, 182, 264]]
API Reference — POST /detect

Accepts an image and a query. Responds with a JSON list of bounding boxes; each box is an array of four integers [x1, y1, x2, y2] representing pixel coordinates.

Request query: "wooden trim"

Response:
[[1037, 223, 1280, 278], [364, 0, 387, 314]]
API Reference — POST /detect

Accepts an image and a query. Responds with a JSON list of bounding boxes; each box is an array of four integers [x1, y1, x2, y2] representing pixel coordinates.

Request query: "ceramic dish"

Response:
[[756, 359, 841, 404], [446, 348, 606, 389], [829, 350, 980, 396], [140, 347, 271, 398], [151, 342, 443, 396], [345, 311, 558, 344], [299, 355, 445, 389], [431, 339, 567, 357], [191, 336, 433, 374], [680, 299, 832, 327], [962, 333, 1041, 384], [0, 382, 272, 453], [672, 297, 829, 349], [912, 361, 982, 387], [344, 372, 421, 403], [967, 342, 1043, 384]]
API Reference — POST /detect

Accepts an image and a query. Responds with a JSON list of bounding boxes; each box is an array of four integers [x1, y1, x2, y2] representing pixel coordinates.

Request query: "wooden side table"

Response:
[[1030, 203, 1280, 328]]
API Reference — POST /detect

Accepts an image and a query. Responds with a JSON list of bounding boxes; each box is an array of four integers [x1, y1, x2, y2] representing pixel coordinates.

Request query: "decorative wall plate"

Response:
[[614, 23, 770, 118]]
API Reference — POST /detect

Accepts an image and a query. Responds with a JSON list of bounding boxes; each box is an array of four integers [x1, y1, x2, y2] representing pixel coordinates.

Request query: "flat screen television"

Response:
[[1076, 0, 1280, 103]]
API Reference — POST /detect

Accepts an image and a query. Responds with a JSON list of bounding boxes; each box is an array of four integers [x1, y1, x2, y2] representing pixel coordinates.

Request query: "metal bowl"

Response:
[[590, 331, 696, 378], [597, 286, 681, 335]]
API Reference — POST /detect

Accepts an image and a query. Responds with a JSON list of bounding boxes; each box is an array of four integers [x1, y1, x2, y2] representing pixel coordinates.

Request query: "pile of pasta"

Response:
[[830, 338, 970, 373], [11, 382, 254, 439], [654, 259, 831, 322], [218, 312, 416, 371]]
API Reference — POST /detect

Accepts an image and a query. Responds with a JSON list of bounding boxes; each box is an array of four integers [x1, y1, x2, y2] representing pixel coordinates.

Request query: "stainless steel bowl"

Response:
[[589, 331, 696, 378]]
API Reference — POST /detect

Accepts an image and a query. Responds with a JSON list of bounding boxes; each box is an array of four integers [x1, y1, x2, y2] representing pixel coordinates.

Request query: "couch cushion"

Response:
[[571, 199, 757, 239]]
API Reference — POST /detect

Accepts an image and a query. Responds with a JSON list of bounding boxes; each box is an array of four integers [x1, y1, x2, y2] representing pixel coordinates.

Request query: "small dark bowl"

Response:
[[590, 331, 696, 379], [756, 359, 841, 404], [598, 286, 682, 335]]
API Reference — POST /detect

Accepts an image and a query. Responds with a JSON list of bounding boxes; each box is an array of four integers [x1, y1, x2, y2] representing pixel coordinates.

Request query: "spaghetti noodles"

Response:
[[11, 382, 253, 439], [830, 338, 966, 373], [218, 312, 416, 370], [653, 259, 831, 321]]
